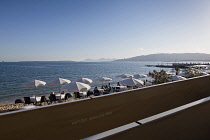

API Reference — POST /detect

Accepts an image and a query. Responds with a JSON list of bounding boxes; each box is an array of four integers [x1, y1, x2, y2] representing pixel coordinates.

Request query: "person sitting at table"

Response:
[[117, 82, 121, 86], [101, 86, 106, 90], [49, 92, 56, 102], [103, 85, 111, 94], [93, 87, 100, 96], [93, 87, 99, 91], [105, 86, 108, 91], [61, 91, 65, 94], [105, 85, 111, 92]]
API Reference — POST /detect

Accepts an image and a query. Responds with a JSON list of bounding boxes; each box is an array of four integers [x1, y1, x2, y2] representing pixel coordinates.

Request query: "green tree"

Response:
[[184, 67, 196, 78], [175, 67, 180, 75], [151, 69, 170, 84]]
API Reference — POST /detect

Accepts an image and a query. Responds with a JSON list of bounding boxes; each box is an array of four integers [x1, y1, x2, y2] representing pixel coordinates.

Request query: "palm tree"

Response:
[[175, 67, 180, 75], [184, 67, 196, 78], [151, 69, 169, 84]]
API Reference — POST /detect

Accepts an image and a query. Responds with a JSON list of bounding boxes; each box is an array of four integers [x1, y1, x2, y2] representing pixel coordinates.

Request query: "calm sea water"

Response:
[[0, 61, 171, 104]]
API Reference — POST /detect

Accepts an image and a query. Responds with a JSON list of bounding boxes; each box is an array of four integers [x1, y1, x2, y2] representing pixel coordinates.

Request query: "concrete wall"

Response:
[[105, 100, 210, 140], [1, 76, 210, 140]]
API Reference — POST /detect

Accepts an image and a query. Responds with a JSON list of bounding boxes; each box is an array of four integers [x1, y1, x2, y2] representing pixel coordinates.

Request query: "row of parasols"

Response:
[[22, 74, 149, 93]]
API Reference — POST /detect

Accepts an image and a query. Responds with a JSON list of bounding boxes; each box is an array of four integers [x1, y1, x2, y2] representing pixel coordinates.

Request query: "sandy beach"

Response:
[[0, 75, 210, 140]]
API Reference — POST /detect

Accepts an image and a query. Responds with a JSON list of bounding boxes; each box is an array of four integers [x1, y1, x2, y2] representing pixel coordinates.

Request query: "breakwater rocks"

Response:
[[0, 97, 74, 113], [0, 103, 25, 113]]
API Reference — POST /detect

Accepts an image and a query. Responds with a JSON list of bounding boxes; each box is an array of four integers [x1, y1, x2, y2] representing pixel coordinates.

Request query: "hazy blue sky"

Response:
[[1, 0, 210, 61]]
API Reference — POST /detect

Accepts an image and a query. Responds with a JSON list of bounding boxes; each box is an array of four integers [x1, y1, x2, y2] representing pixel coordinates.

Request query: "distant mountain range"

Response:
[[19, 60, 75, 63], [82, 58, 116, 62], [116, 53, 210, 62]]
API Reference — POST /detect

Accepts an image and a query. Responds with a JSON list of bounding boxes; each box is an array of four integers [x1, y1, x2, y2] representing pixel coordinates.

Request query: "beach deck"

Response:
[[1, 75, 210, 140]]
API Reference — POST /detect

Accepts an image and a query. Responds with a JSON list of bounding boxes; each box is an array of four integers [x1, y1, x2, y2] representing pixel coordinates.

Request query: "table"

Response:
[[79, 92, 87, 97], [55, 94, 65, 100], [30, 96, 41, 103], [98, 89, 104, 94], [114, 86, 128, 92]]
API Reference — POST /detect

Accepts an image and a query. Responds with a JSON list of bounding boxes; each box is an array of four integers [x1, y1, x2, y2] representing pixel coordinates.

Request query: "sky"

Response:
[[0, 0, 210, 61]]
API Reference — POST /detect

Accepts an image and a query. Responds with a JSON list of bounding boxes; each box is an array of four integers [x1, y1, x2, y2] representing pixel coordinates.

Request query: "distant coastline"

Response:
[[2, 53, 210, 63], [18, 60, 75, 63], [115, 53, 210, 62]]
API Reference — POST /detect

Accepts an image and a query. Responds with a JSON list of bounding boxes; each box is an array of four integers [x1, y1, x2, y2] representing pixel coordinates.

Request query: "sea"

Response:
[[0, 61, 174, 104]]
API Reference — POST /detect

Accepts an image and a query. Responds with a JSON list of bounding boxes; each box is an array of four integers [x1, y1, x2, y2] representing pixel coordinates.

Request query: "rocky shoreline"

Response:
[[0, 103, 25, 113], [0, 97, 74, 113]]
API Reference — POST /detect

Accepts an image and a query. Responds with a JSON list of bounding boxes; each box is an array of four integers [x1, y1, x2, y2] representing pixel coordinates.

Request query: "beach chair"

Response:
[[40, 96, 49, 104], [49, 94, 56, 102], [115, 87, 120, 92], [87, 90, 93, 96], [133, 86, 138, 89], [112, 87, 115, 92], [65, 93, 74, 100], [74, 92, 81, 98], [127, 86, 133, 90], [15, 99, 24, 104], [24, 97, 32, 104]]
